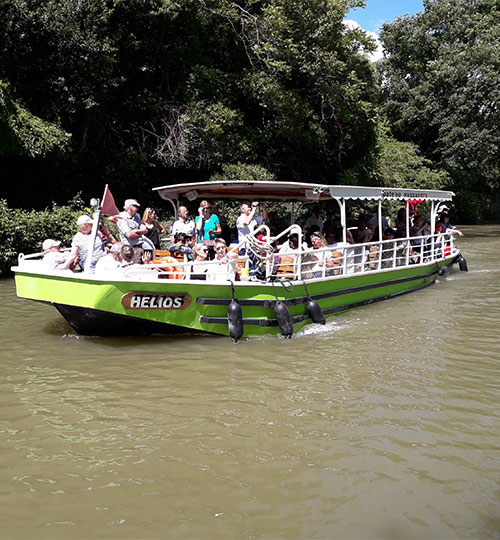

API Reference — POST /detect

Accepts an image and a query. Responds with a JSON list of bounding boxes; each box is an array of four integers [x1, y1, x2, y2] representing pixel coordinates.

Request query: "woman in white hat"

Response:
[[59, 215, 104, 272]]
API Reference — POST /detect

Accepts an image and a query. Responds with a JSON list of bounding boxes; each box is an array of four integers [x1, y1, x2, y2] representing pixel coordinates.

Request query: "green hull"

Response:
[[13, 256, 455, 338]]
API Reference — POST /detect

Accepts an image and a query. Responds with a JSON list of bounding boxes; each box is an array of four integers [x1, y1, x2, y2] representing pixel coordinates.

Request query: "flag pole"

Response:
[[84, 197, 102, 273]]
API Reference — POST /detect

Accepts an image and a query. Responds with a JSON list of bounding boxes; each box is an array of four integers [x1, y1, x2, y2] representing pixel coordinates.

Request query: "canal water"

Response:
[[1, 226, 499, 539]]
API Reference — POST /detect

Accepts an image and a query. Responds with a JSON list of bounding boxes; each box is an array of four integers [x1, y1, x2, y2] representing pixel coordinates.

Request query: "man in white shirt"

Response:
[[236, 201, 267, 244], [169, 206, 196, 243]]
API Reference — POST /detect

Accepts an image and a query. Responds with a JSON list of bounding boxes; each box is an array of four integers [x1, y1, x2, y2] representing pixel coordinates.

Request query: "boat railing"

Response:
[[237, 223, 304, 277], [15, 229, 457, 282], [267, 230, 458, 281]]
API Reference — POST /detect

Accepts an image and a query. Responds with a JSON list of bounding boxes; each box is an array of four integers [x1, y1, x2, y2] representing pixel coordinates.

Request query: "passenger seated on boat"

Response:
[[272, 234, 298, 277], [305, 224, 321, 247], [94, 242, 123, 275], [278, 233, 305, 254], [380, 228, 401, 268], [353, 214, 372, 244], [41, 239, 69, 269], [132, 246, 145, 264], [302, 232, 336, 278], [188, 243, 211, 280], [208, 238, 237, 282], [58, 215, 104, 273], [120, 245, 135, 266], [169, 233, 195, 262], [325, 230, 337, 247]]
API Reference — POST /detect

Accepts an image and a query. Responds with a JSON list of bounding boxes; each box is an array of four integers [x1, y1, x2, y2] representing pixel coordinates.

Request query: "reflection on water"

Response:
[[1, 226, 500, 539]]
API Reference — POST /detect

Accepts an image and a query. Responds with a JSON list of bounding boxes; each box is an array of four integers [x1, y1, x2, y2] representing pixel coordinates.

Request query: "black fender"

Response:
[[438, 265, 449, 277], [274, 301, 294, 338], [227, 299, 244, 343], [458, 255, 468, 272], [305, 297, 326, 325]]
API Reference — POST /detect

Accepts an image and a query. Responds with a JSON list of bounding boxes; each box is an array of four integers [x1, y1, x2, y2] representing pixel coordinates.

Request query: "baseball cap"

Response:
[[42, 239, 61, 252], [76, 215, 93, 226], [124, 198, 140, 209]]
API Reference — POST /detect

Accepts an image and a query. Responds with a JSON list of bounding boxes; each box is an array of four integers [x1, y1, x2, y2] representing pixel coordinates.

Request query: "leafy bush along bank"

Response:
[[0, 198, 89, 276]]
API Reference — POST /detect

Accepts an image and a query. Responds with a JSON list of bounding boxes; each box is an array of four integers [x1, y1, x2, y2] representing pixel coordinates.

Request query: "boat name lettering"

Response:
[[382, 190, 428, 199], [121, 292, 192, 310]]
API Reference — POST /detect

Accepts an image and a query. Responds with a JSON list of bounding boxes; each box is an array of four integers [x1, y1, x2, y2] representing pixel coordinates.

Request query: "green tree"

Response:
[[0, 0, 379, 209], [374, 121, 450, 190], [379, 0, 500, 213], [0, 80, 70, 157]]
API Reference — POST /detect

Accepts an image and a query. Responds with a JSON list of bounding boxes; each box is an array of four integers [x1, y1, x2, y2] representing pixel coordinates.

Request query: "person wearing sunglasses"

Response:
[[195, 200, 221, 245], [188, 243, 212, 280], [208, 238, 238, 282]]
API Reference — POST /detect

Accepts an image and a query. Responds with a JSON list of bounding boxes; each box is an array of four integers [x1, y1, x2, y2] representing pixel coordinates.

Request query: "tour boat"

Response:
[[12, 181, 468, 340]]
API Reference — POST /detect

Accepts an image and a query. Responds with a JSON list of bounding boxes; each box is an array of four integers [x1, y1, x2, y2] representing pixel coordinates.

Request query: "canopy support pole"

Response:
[[334, 198, 346, 244]]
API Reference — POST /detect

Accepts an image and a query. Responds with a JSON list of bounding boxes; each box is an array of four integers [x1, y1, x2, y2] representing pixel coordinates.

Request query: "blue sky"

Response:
[[347, 0, 424, 33]]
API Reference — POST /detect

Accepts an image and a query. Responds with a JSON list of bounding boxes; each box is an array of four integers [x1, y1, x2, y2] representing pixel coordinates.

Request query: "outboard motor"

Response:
[[458, 255, 468, 272], [303, 282, 325, 325], [227, 282, 244, 343]]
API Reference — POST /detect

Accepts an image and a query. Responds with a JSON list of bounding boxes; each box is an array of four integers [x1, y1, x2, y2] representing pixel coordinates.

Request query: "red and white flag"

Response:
[[101, 185, 120, 217]]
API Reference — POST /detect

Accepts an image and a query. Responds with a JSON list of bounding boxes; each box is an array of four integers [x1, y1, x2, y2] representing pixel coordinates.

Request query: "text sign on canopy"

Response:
[[382, 189, 430, 200]]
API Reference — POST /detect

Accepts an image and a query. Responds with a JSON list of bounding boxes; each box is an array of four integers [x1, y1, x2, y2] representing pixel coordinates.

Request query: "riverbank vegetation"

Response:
[[1, 0, 499, 260]]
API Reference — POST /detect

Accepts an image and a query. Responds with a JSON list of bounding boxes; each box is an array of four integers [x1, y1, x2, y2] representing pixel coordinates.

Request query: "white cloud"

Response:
[[344, 19, 384, 62]]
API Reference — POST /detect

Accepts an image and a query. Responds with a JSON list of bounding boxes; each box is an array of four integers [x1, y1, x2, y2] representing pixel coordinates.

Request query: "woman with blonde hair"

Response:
[[189, 243, 212, 280], [142, 207, 165, 249], [59, 215, 104, 272], [196, 200, 221, 244]]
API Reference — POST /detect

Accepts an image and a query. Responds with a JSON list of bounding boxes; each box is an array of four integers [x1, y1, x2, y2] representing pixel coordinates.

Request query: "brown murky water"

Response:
[[1, 226, 499, 539]]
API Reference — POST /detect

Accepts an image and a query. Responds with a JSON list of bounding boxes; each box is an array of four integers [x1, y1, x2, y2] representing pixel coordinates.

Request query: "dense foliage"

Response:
[[0, 197, 88, 275], [0, 0, 498, 227], [0, 0, 377, 209], [379, 0, 500, 220]]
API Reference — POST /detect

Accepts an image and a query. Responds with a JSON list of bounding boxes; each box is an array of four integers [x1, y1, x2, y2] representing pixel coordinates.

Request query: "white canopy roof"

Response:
[[153, 180, 454, 203]]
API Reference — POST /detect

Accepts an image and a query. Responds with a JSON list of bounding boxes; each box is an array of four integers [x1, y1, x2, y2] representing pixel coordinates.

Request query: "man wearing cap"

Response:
[[42, 239, 68, 269], [169, 206, 196, 244], [59, 215, 104, 272], [117, 199, 149, 247]]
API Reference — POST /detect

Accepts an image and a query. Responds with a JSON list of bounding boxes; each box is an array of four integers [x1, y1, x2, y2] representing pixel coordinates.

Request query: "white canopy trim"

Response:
[[329, 185, 454, 202]]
